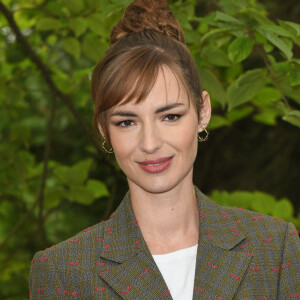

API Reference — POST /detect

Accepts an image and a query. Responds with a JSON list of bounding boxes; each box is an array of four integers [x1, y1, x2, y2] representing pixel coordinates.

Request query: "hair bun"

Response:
[[110, 0, 185, 45]]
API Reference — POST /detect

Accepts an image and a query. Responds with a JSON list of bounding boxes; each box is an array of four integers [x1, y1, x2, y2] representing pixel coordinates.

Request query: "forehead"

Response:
[[113, 67, 188, 111]]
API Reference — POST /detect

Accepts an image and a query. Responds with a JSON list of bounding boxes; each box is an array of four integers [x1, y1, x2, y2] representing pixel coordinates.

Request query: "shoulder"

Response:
[[31, 219, 109, 263], [220, 203, 298, 245]]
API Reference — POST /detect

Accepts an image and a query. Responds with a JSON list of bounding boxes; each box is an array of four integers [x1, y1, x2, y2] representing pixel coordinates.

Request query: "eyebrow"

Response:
[[110, 103, 184, 117]]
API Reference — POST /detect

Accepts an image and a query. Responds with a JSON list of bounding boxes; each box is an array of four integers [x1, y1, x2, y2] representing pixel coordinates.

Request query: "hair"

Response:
[[91, 0, 203, 149]]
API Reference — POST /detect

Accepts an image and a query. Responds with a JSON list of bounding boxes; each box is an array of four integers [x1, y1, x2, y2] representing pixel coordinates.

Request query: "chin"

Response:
[[142, 183, 174, 194], [128, 173, 187, 195]]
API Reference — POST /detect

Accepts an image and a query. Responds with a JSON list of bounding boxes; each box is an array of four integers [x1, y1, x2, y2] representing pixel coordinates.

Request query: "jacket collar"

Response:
[[99, 188, 148, 263], [100, 185, 245, 262], [195, 187, 246, 250], [99, 186, 252, 299]]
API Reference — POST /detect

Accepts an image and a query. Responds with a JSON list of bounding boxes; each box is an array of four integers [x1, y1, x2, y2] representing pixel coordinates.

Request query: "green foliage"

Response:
[[211, 190, 300, 229], [0, 0, 299, 298], [228, 37, 255, 62], [227, 69, 267, 111]]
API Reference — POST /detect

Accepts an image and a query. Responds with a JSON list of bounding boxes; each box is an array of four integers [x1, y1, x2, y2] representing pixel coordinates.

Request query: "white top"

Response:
[[152, 244, 198, 300]]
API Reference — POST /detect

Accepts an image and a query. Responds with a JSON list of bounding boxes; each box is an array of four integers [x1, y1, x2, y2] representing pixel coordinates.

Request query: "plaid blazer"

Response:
[[29, 186, 300, 299]]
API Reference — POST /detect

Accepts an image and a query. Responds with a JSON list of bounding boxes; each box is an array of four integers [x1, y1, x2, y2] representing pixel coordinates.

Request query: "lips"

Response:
[[138, 156, 173, 173]]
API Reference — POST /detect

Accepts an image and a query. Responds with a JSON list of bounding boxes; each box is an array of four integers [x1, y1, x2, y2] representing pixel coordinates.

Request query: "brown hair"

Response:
[[91, 0, 203, 148]]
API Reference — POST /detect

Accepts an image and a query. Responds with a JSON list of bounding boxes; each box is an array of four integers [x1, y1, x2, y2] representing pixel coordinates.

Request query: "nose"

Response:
[[139, 123, 162, 154]]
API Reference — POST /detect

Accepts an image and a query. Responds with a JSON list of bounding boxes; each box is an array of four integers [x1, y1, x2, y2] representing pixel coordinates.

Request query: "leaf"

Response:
[[210, 190, 232, 206], [215, 35, 232, 48], [202, 46, 232, 67], [279, 20, 300, 36], [224, 64, 243, 82], [69, 17, 87, 37], [62, 0, 85, 15], [85, 0, 108, 10], [52, 70, 73, 93], [86, 179, 109, 198], [87, 13, 110, 37], [210, 190, 275, 211], [230, 191, 254, 209], [252, 87, 281, 106], [278, 76, 300, 104], [219, 0, 249, 14], [46, 2, 65, 16], [281, 37, 293, 50], [273, 199, 294, 219], [199, 68, 226, 106], [5, 44, 27, 63], [256, 27, 293, 60], [228, 37, 255, 62], [69, 186, 95, 205], [5, 86, 23, 103], [53, 159, 92, 186], [210, 190, 231, 206], [215, 11, 244, 24], [254, 32, 267, 43], [250, 192, 277, 215], [258, 25, 294, 38], [244, 8, 274, 25], [282, 111, 300, 128], [82, 36, 107, 62], [227, 69, 266, 111], [292, 58, 300, 65], [226, 106, 254, 122], [62, 37, 81, 59], [184, 29, 202, 44], [253, 107, 281, 126], [263, 41, 274, 53], [44, 187, 65, 209], [71, 159, 93, 184], [289, 69, 300, 86], [170, 3, 194, 31], [209, 115, 231, 130], [10, 123, 31, 148], [36, 17, 61, 31], [200, 28, 233, 44]]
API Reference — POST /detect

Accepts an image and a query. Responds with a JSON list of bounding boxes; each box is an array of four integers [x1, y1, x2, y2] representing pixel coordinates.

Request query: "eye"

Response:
[[116, 120, 135, 127], [163, 114, 182, 122]]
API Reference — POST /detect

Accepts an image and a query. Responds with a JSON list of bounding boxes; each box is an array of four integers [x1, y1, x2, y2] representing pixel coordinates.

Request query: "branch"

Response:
[[0, 1, 99, 151]]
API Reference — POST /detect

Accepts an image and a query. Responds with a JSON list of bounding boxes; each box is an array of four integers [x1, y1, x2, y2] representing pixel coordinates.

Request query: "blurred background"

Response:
[[0, 0, 299, 298]]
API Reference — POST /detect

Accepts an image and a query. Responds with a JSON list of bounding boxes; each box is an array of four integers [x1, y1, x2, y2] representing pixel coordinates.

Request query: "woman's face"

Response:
[[104, 67, 211, 194]]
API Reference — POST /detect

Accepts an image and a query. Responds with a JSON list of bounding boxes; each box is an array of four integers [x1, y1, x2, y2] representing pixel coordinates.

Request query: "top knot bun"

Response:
[[110, 0, 185, 45]]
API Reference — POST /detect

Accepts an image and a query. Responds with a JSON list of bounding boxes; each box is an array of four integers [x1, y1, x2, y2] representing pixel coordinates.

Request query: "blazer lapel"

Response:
[[98, 187, 252, 299], [98, 190, 172, 299], [193, 187, 253, 299]]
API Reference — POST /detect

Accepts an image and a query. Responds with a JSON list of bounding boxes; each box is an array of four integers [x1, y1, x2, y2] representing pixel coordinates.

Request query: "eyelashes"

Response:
[[164, 114, 181, 122], [115, 114, 182, 127], [116, 120, 135, 127]]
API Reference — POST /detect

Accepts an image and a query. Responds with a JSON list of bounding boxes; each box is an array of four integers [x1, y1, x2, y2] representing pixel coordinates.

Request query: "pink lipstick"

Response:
[[138, 157, 173, 173]]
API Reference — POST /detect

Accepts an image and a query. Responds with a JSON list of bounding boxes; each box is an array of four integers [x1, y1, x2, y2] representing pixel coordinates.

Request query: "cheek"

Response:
[[174, 120, 198, 151], [109, 128, 135, 165]]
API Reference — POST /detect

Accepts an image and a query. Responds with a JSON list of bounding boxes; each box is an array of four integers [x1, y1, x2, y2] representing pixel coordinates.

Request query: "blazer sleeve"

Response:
[[29, 249, 64, 299], [277, 221, 300, 298]]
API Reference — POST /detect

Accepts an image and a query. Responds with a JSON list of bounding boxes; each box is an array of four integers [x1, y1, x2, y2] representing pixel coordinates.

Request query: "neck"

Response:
[[128, 173, 199, 254]]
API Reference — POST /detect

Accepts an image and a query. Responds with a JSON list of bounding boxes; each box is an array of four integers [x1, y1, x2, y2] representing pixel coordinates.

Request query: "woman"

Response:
[[29, 0, 300, 299]]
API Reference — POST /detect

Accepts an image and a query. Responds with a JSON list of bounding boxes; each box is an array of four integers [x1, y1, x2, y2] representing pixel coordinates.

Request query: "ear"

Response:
[[198, 91, 211, 131]]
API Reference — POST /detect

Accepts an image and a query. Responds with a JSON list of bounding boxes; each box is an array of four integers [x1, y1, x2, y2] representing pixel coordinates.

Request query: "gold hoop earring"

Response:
[[102, 140, 114, 154], [198, 128, 209, 142]]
